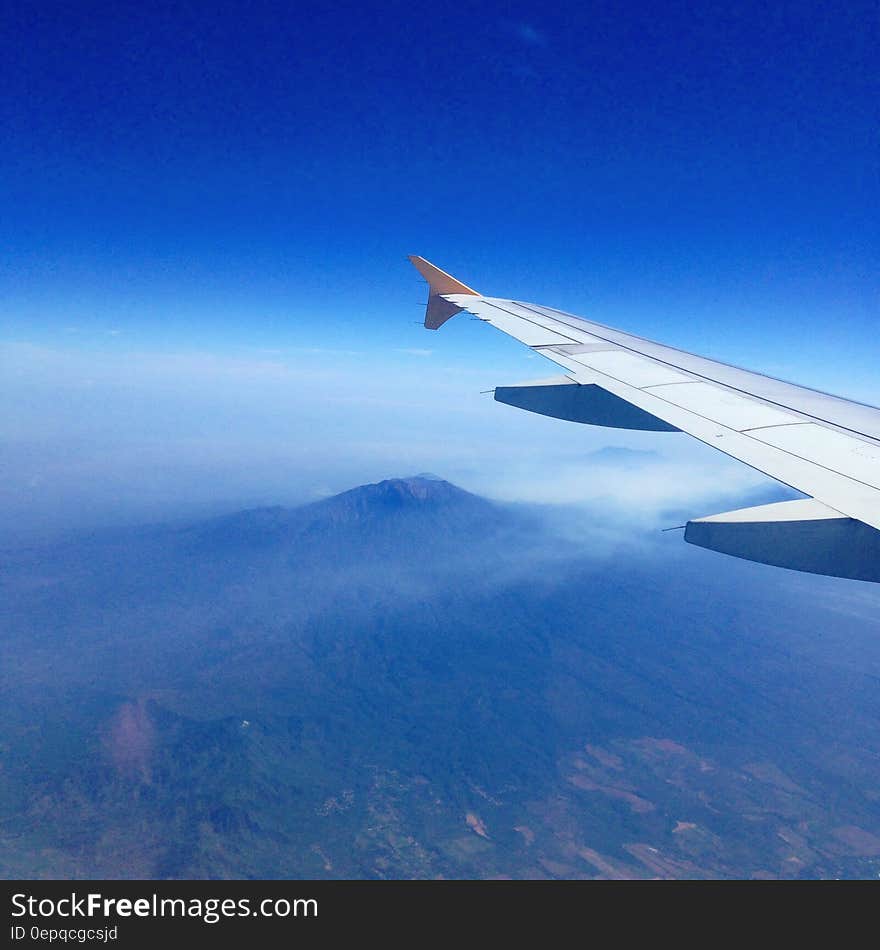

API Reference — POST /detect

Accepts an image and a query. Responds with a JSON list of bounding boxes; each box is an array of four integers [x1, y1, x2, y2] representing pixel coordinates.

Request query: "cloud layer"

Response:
[[1, 338, 779, 542]]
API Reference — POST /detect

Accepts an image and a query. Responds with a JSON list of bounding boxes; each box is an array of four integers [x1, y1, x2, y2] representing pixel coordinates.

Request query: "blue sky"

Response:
[[1, 1, 878, 539]]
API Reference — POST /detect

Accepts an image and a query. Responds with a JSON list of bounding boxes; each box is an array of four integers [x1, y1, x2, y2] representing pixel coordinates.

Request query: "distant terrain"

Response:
[[2, 476, 880, 879]]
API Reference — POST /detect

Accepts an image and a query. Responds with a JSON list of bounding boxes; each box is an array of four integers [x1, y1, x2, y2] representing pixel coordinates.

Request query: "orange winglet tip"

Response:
[[408, 256, 480, 329]]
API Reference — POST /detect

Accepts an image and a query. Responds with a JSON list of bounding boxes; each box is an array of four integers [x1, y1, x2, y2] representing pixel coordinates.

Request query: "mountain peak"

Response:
[[292, 476, 502, 538], [322, 476, 477, 512], [185, 475, 498, 550]]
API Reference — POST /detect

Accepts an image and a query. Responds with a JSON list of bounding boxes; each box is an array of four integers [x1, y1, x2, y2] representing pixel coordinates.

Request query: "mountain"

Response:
[[2, 477, 880, 879], [187, 476, 512, 554]]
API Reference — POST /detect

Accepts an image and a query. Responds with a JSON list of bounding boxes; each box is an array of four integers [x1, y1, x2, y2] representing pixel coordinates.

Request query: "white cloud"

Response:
[[470, 442, 776, 524]]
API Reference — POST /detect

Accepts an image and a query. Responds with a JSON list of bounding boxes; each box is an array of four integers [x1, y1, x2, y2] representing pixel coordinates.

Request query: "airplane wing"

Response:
[[410, 255, 880, 583]]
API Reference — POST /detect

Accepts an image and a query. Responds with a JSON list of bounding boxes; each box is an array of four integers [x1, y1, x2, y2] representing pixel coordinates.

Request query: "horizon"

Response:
[[0, 464, 795, 552]]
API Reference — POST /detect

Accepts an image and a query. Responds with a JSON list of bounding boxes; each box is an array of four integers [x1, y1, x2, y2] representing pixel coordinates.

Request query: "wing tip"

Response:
[[409, 256, 480, 330], [408, 256, 480, 297]]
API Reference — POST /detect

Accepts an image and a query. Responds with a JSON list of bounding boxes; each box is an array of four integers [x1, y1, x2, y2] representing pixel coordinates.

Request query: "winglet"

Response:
[[409, 256, 480, 330], [408, 256, 479, 296]]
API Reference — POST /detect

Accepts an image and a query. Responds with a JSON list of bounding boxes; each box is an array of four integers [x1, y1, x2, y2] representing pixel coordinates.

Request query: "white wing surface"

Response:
[[410, 256, 880, 582]]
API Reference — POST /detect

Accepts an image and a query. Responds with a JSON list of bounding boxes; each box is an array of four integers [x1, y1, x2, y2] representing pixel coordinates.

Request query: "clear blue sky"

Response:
[[1, 1, 878, 538]]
